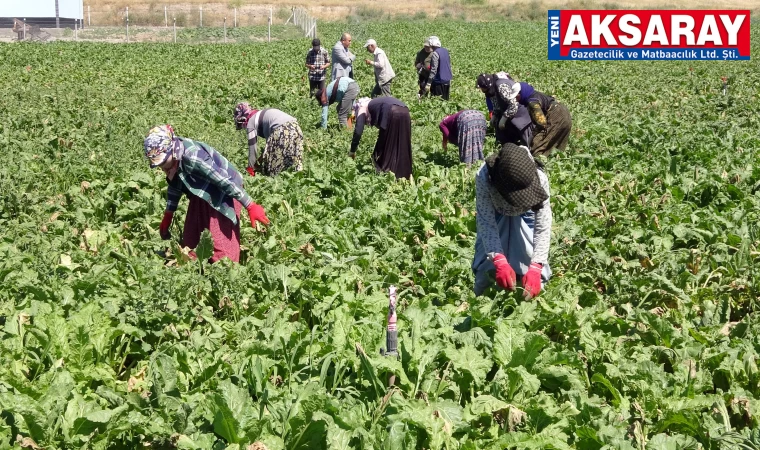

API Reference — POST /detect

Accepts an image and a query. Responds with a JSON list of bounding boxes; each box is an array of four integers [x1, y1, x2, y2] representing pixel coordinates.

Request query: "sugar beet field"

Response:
[[1, 20, 760, 450]]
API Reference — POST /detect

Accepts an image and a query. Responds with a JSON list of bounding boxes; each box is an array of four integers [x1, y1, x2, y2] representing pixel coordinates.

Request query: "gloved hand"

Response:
[[246, 203, 270, 227], [498, 115, 508, 130], [491, 253, 516, 291], [423, 84, 430, 95], [159, 210, 173, 240], [522, 263, 543, 300], [246, 166, 255, 177]]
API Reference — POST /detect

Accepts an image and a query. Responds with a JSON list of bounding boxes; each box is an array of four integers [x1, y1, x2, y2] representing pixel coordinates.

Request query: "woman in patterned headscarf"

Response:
[[144, 125, 269, 263], [471, 142, 552, 298], [350, 96, 413, 180], [476, 73, 534, 149], [233, 102, 304, 177]]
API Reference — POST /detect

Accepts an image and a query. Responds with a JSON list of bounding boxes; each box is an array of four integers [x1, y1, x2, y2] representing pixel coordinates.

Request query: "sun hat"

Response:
[[485, 143, 547, 209], [363, 39, 377, 48]]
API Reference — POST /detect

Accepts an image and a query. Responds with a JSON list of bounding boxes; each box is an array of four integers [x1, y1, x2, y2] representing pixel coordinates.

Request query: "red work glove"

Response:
[[492, 253, 516, 291], [246, 202, 270, 227], [159, 210, 173, 240], [522, 263, 543, 300], [246, 166, 255, 177]]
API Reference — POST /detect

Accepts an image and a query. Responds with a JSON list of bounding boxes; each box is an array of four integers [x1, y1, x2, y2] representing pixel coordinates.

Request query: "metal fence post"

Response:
[[268, 8, 272, 42], [234, 8, 237, 27], [88, 6, 90, 27], [173, 17, 176, 43], [126, 7, 129, 43], [165, 6, 167, 27], [224, 17, 227, 43], [199, 6, 202, 27], [23, 19, 25, 40], [75, 19, 78, 40]]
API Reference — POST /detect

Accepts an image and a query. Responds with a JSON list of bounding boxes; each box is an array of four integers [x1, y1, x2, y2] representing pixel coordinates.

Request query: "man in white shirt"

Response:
[[331, 32, 355, 80], [363, 39, 395, 98]]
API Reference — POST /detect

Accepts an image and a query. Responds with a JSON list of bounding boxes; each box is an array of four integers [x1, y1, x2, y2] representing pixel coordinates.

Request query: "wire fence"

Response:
[[3, 5, 319, 44]]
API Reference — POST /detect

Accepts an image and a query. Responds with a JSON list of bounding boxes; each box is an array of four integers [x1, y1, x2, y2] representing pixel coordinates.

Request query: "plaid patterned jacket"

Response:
[[166, 138, 252, 225], [306, 47, 331, 81]]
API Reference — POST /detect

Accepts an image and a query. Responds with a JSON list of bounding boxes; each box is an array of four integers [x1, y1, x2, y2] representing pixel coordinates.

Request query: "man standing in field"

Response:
[[423, 36, 453, 100], [306, 38, 331, 96], [331, 32, 355, 80], [364, 39, 396, 98]]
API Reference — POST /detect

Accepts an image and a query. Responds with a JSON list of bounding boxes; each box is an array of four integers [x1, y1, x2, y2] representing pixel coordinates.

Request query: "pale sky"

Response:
[[0, 0, 83, 19]]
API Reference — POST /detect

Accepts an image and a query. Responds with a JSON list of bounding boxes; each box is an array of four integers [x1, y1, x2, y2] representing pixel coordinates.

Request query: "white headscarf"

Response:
[[353, 97, 371, 119], [428, 36, 441, 48]]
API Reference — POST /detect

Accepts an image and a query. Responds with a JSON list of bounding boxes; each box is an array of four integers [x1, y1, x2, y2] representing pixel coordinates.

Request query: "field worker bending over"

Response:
[[350, 97, 413, 180], [477, 73, 534, 150], [423, 36, 453, 100], [233, 102, 304, 177], [414, 39, 433, 98], [363, 39, 396, 98], [439, 110, 486, 166], [472, 143, 551, 297], [315, 76, 360, 129], [144, 125, 269, 263], [513, 82, 572, 156], [331, 32, 355, 80], [306, 38, 331, 96]]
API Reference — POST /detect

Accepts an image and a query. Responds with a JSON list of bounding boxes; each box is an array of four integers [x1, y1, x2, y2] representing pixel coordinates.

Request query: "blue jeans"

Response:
[[472, 211, 552, 296]]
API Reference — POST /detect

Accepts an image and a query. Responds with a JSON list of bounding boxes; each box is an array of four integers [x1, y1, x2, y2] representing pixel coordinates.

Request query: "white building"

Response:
[[1, 0, 84, 28]]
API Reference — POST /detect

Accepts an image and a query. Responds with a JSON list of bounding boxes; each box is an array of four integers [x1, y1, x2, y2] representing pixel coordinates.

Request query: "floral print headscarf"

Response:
[[144, 124, 176, 168]]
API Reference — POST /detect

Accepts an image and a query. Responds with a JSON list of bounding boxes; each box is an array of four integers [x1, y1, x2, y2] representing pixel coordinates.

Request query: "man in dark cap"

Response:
[[306, 38, 331, 96], [471, 143, 552, 298]]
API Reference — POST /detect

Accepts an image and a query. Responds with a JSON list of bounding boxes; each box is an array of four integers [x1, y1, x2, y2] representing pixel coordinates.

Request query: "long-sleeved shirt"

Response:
[[246, 109, 297, 169], [427, 48, 452, 85], [474, 150, 552, 265], [370, 47, 395, 85], [439, 111, 463, 146], [517, 83, 555, 129], [415, 48, 432, 79], [166, 137, 252, 224], [306, 47, 330, 81], [331, 41, 355, 80], [350, 97, 407, 154], [321, 77, 355, 129]]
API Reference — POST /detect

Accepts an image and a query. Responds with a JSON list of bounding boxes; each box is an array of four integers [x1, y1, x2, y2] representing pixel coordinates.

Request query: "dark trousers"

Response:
[[309, 79, 325, 96]]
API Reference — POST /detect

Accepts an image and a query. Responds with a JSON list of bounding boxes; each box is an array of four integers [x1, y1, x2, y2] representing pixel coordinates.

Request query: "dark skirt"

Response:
[[373, 105, 413, 179], [182, 195, 241, 263], [531, 102, 572, 156], [431, 82, 450, 100]]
